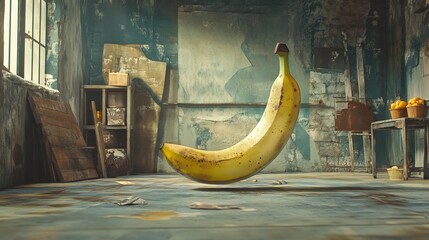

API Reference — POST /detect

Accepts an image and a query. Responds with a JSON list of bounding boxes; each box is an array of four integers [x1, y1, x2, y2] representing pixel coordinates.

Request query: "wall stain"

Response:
[[191, 122, 212, 150]]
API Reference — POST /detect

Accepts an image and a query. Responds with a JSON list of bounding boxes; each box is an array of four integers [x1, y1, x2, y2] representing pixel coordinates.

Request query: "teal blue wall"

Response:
[[83, 0, 388, 173], [85, 0, 174, 85], [399, 0, 429, 169], [46, 0, 61, 89]]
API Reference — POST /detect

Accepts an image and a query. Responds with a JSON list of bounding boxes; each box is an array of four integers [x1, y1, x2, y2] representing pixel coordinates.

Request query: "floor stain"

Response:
[[107, 211, 178, 221], [28, 210, 65, 215], [49, 203, 73, 208], [20, 203, 44, 207], [0, 189, 68, 201], [88, 185, 124, 192], [366, 193, 407, 206], [73, 196, 108, 202]]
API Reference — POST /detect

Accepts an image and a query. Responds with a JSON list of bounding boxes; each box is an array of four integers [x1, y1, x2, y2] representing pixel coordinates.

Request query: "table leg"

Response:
[[363, 133, 371, 173], [349, 132, 354, 172], [402, 124, 408, 180], [425, 125, 429, 179], [371, 127, 377, 178]]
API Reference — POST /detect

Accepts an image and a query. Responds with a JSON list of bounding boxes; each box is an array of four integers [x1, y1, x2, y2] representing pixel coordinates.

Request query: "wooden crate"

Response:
[[107, 107, 126, 126], [108, 73, 129, 86], [335, 101, 374, 131]]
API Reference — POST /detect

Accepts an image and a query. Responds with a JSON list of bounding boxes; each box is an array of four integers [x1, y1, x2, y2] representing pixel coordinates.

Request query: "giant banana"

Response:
[[161, 43, 301, 184]]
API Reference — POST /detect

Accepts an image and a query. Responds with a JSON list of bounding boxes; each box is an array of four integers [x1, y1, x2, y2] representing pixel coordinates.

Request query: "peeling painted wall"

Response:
[[177, 10, 306, 103], [87, 0, 165, 84], [86, 0, 386, 174], [57, 0, 85, 119], [402, 0, 429, 168], [46, 0, 61, 89], [0, 0, 403, 186], [405, 0, 429, 100], [167, 0, 381, 173]]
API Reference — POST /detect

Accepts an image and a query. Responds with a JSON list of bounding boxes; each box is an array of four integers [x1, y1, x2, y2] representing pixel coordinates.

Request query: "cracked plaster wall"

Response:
[[167, 0, 383, 173], [86, 0, 387, 173], [1, 0, 391, 185], [398, 0, 429, 168]]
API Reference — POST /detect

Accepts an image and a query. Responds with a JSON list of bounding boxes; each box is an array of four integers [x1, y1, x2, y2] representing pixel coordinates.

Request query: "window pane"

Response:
[[33, 0, 40, 41], [40, 46, 46, 86], [25, 0, 33, 37], [33, 44, 40, 83], [4, 0, 11, 70], [9, 0, 19, 74], [41, 0, 46, 45], [6, 0, 47, 84], [24, 38, 33, 80]]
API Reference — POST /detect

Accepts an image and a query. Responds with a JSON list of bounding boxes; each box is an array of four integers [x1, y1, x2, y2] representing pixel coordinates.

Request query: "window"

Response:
[[3, 0, 47, 85], [3, 0, 19, 74]]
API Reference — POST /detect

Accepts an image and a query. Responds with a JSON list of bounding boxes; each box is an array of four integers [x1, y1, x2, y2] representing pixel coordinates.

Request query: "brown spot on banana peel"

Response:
[[275, 88, 284, 110]]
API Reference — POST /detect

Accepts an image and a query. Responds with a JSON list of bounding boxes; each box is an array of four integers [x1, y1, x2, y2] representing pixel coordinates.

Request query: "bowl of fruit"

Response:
[[390, 99, 408, 119], [406, 97, 428, 118]]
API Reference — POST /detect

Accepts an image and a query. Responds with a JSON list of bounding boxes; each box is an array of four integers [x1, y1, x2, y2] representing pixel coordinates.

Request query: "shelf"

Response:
[[84, 125, 128, 130], [81, 84, 132, 169], [82, 85, 128, 90]]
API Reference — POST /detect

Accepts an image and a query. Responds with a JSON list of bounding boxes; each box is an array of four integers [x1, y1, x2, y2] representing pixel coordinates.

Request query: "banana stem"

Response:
[[275, 43, 290, 76], [278, 54, 290, 76]]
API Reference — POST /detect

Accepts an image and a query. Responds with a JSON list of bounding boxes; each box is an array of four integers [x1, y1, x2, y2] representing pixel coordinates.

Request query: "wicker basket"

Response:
[[390, 109, 407, 119], [387, 167, 404, 180], [406, 105, 428, 118]]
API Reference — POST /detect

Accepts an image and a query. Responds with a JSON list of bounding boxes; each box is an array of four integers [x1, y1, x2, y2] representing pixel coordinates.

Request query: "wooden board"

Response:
[[132, 87, 161, 173], [102, 43, 167, 101], [28, 94, 99, 182], [102, 44, 167, 173]]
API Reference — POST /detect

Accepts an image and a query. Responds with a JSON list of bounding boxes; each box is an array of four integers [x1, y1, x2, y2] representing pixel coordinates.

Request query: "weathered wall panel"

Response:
[[177, 11, 307, 103], [46, 0, 61, 89], [86, 0, 386, 174], [403, 0, 429, 168], [57, 0, 84, 120], [0, 0, 396, 187]]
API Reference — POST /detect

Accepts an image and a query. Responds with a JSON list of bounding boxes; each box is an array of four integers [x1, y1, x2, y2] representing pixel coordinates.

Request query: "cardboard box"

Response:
[[103, 130, 126, 148], [107, 92, 126, 107], [107, 107, 126, 126], [108, 72, 129, 86]]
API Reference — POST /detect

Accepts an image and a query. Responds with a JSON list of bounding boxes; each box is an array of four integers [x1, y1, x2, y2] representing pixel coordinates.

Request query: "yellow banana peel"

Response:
[[160, 43, 301, 184]]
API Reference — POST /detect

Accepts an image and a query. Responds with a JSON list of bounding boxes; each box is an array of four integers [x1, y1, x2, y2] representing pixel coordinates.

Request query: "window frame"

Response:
[[3, 0, 47, 85]]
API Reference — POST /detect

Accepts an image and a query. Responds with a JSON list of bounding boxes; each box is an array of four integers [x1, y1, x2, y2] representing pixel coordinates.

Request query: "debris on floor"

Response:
[[240, 179, 258, 183], [114, 180, 136, 185], [115, 196, 147, 206], [272, 179, 288, 185], [189, 202, 256, 211]]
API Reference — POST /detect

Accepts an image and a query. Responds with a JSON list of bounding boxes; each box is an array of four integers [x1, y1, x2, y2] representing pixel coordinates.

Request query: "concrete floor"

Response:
[[1, 172, 429, 240]]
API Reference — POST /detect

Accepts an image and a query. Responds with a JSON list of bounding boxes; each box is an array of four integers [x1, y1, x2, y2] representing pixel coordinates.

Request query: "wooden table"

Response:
[[371, 117, 429, 180]]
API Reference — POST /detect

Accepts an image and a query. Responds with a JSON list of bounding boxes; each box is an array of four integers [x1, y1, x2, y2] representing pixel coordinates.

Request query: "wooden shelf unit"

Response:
[[81, 85, 132, 164]]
